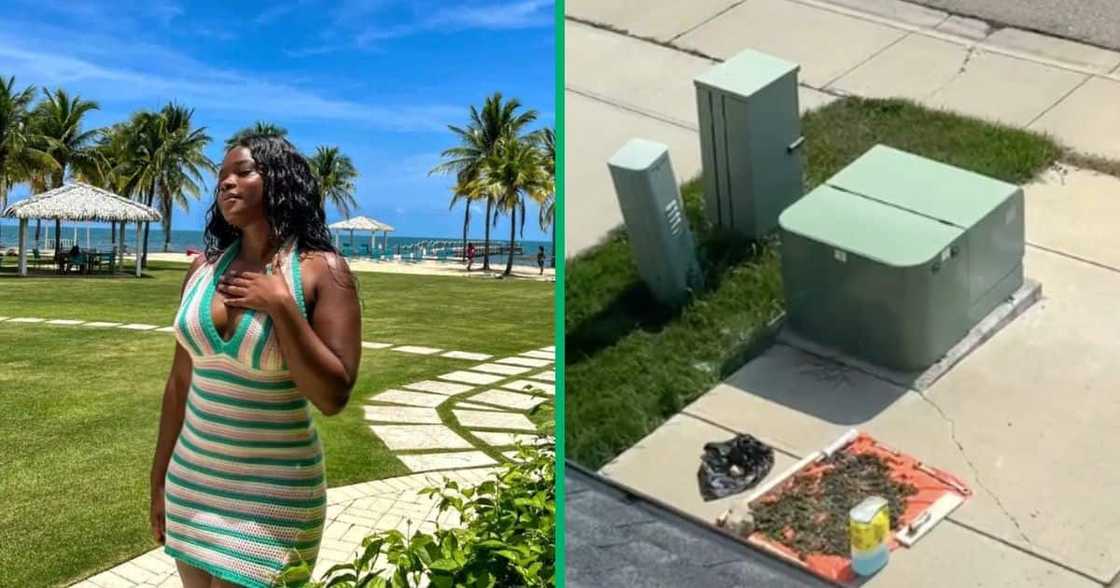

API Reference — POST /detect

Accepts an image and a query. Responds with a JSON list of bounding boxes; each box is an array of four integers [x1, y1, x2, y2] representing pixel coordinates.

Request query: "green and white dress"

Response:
[[165, 238, 325, 587]]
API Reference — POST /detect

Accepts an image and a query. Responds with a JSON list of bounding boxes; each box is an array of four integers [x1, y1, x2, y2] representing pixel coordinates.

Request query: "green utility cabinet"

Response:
[[779, 146, 1025, 371], [608, 138, 703, 307], [695, 49, 804, 239]]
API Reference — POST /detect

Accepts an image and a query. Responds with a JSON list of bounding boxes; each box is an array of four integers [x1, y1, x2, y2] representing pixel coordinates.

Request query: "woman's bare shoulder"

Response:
[[298, 250, 356, 291]]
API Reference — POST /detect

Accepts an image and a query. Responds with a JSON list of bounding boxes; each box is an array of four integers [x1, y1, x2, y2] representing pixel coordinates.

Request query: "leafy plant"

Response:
[[276, 438, 556, 588]]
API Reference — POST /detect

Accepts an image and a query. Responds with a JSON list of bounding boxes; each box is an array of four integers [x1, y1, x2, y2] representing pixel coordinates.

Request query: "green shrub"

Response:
[[276, 439, 556, 588]]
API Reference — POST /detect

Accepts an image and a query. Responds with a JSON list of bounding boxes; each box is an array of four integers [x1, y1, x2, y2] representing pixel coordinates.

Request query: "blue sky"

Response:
[[0, 0, 555, 241]]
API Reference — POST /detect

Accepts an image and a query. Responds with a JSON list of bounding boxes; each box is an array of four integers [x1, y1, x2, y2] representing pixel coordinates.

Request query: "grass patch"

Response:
[[0, 265, 551, 587], [566, 97, 1063, 468]]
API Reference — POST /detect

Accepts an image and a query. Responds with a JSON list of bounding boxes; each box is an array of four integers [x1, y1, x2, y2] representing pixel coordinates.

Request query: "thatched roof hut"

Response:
[[2, 183, 162, 222], [329, 215, 394, 255], [2, 183, 161, 277]]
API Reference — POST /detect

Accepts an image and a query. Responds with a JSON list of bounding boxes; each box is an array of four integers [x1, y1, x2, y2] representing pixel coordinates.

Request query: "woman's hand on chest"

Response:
[[217, 267, 293, 316]]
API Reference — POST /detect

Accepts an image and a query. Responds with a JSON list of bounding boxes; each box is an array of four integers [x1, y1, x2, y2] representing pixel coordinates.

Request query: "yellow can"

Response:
[[850, 496, 890, 575]]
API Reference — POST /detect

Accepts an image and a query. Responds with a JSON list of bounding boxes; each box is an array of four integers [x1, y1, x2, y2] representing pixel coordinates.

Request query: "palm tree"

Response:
[[0, 76, 55, 212], [308, 145, 358, 218], [225, 121, 288, 150], [532, 127, 555, 266], [31, 88, 100, 251], [153, 103, 215, 252], [431, 92, 538, 271], [449, 170, 476, 262], [470, 136, 548, 276]]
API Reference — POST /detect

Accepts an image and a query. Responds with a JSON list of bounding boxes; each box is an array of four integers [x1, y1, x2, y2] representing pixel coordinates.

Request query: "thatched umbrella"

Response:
[[329, 215, 395, 256], [2, 183, 162, 277]]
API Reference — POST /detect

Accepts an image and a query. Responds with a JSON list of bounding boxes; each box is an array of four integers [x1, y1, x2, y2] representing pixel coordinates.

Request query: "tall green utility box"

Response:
[[695, 49, 804, 239], [608, 138, 703, 307], [779, 145, 1024, 371]]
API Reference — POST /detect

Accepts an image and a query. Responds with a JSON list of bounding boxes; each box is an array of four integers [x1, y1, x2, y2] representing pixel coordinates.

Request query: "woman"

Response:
[[149, 135, 362, 587]]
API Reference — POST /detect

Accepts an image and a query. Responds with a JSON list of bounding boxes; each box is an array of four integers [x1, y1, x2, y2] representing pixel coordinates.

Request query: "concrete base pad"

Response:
[[778, 278, 1041, 391]]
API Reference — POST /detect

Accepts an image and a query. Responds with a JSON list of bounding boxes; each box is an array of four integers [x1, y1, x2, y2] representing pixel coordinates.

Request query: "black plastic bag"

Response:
[[698, 434, 775, 501]]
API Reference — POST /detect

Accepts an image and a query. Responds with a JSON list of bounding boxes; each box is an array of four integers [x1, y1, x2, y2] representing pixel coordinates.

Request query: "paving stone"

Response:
[[86, 571, 134, 588], [437, 370, 505, 385], [469, 362, 532, 376], [112, 561, 156, 584], [520, 350, 554, 360], [441, 350, 493, 361], [391, 345, 442, 355], [0, 316, 9, 321], [82, 321, 122, 327], [370, 389, 448, 408], [403, 380, 475, 395], [119, 323, 159, 330], [368, 425, 473, 450], [468, 389, 550, 411], [501, 379, 554, 395], [472, 431, 543, 446], [453, 410, 538, 431], [1030, 76, 1120, 159], [154, 326, 175, 333], [7, 317, 45, 323], [363, 405, 442, 424], [456, 401, 506, 411], [397, 451, 497, 472], [539, 346, 554, 352], [361, 341, 392, 349], [830, 33, 969, 101], [528, 370, 555, 382], [494, 356, 552, 368], [46, 319, 85, 325]]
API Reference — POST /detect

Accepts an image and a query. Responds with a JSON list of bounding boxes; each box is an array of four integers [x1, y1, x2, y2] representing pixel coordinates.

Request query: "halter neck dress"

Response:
[[165, 238, 325, 588]]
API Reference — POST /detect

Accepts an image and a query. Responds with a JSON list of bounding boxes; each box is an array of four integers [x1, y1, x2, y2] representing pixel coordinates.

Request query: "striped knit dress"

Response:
[[165, 238, 325, 588]]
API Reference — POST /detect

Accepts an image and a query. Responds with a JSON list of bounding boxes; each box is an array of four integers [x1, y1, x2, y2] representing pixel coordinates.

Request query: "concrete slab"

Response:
[[452, 410, 538, 432], [680, 248, 1120, 581], [469, 363, 532, 376], [1024, 164, 1120, 267], [799, 86, 839, 112], [529, 370, 556, 382], [778, 279, 1042, 391], [985, 28, 1120, 74], [1031, 76, 1120, 159], [456, 401, 505, 411], [118, 323, 158, 330], [370, 389, 448, 408], [0, 317, 8, 321], [155, 326, 176, 333], [601, 413, 798, 524], [397, 451, 497, 473], [436, 371, 505, 385], [816, 0, 948, 29], [441, 351, 492, 361], [403, 380, 474, 396], [81, 321, 121, 327], [521, 350, 555, 360], [925, 49, 1087, 126], [368, 425, 473, 451], [564, 90, 701, 257], [468, 389, 550, 411], [676, 0, 907, 87], [495, 356, 552, 368], [934, 14, 992, 40], [46, 319, 85, 325], [361, 341, 392, 349], [362, 405, 442, 424], [391, 345, 442, 355], [7, 317, 44, 323], [566, 0, 742, 41], [830, 33, 969, 100], [472, 431, 543, 447], [566, 20, 716, 129], [501, 379, 555, 395]]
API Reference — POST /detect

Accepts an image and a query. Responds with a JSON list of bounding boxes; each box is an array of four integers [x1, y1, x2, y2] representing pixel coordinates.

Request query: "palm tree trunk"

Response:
[[482, 197, 492, 271], [505, 197, 516, 276], [461, 203, 470, 261], [142, 191, 154, 266], [162, 198, 172, 253]]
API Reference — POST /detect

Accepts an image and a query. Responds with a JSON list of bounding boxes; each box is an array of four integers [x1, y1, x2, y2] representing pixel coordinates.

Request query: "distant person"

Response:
[[66, 243, 82, 273], [467, 243, 476, 271], [537, 246, 545, 275]]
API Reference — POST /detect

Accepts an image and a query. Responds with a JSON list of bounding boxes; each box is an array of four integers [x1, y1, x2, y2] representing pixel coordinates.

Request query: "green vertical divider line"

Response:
[[554, 0, 566, 585]]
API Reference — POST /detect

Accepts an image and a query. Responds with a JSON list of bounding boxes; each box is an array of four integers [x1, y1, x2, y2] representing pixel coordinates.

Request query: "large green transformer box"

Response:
[[695, 49, 804, 239], [779, 145, 1025, 371]]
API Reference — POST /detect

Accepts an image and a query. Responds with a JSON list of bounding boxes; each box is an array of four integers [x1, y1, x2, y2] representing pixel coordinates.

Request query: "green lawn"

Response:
[[0, 263, 552, 587], [566, 97, 1068, 469]]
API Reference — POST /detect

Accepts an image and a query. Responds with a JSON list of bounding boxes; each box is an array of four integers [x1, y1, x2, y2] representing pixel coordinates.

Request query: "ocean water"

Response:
[[0, 224, 550, 260]]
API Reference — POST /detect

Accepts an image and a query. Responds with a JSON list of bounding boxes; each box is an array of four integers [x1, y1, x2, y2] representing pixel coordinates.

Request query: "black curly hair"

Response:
[[202, 134, 339, 263]]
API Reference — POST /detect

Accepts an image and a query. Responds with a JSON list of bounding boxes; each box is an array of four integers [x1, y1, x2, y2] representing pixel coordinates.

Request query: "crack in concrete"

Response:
[[958, 44, 978, 74], [916, 391, 1035, 548]]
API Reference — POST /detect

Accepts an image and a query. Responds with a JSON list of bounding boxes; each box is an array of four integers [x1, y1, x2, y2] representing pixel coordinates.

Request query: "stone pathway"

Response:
[[0, 316, 498, 362], [70, 468, 500, 588], [365, 345, 556, 474]]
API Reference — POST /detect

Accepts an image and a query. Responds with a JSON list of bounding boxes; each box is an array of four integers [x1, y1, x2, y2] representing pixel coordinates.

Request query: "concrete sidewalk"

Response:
[[565, 0, 1120, 256]]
